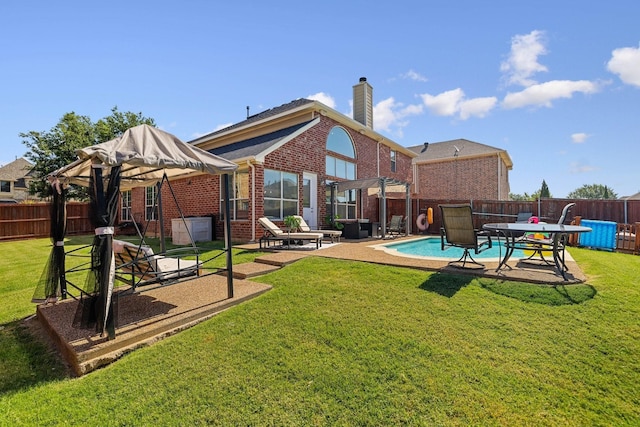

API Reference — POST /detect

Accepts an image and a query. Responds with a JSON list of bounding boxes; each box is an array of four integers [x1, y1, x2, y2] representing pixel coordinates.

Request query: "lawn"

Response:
[[1, 237, 639, 425]]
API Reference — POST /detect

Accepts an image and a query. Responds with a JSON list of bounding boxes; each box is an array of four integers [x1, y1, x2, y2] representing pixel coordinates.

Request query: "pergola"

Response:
[[330, 177, 411, 238]]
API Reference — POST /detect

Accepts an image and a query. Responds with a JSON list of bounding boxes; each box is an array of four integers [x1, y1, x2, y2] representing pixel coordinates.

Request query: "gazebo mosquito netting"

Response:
[[33, 124, 238, 339]]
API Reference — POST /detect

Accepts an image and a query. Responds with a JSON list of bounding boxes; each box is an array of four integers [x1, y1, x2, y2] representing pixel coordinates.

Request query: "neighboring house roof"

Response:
[[407, 138, 513, 169], [621, 192, 640, 200], [0, 158, 33, 181], [210, 119, 318, 162], [191, 98, 417, 159]]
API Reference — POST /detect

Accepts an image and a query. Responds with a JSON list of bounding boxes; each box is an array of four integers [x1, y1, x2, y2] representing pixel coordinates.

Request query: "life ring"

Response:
[[416, 213, 429, 231]]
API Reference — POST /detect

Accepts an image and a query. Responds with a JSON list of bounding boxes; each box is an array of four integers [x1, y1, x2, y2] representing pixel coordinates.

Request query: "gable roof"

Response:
[[408, 138, 513, 168], [210, 119, 318, 163], [191, 98, 417, 159], [0, 158, 33, 181]]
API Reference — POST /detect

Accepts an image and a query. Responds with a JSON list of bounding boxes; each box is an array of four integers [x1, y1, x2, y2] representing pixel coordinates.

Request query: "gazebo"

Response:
[[33, 124, 238, 339]]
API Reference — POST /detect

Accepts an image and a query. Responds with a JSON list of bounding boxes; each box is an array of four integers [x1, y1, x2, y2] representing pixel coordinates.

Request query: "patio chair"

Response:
[[292, 215, 342, 243], [258, 217, 323, 249], [439, 204, 492, 268], [387, 215, 405, 238], [518, 202, 576, 266]]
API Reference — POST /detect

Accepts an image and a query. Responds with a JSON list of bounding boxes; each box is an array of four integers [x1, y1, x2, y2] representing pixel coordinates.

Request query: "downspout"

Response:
[[247, 160, 256, 242], [377, 141, 381, 176], [497, 153, 501, 200]]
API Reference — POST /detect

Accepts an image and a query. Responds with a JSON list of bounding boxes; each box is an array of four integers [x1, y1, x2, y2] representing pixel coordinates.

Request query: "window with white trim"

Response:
[[145, 185, 158, 221], [0, 181, 10, 193], [390, 150, 397, 173], [220, 170, 250, 220], [326, 126, 356, 179], [121, 190, 132, 221], [263, 169, 298, 219]]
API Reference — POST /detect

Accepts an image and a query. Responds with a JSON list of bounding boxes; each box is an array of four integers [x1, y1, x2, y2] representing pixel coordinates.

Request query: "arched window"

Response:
[[326, 126, 355, 158], [326, 127, 356, 180]]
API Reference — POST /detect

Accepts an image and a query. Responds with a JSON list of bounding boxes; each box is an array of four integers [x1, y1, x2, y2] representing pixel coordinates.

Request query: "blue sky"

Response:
[[1, 1, 639, 198]]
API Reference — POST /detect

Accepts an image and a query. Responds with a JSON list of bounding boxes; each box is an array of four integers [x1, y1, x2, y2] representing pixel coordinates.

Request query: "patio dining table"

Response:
[[483, 222, 592, 280]]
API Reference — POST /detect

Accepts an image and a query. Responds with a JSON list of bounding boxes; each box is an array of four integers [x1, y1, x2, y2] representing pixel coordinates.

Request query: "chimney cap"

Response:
[[359, 77, 367, 82]]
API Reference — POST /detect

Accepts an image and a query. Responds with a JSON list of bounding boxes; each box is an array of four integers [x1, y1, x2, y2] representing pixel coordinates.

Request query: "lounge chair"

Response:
[[113, 239, 202, 290], [439, 204, 492, 268], [292, 215, 342, 243], [387, 215, 405, 238], [258, 217, 323, 249]]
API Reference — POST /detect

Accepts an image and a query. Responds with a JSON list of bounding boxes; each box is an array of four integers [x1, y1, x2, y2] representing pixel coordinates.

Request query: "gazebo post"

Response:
[[223, 173, 234, 298], [380, 179, 387, 238], [405, 183, 411, 236]]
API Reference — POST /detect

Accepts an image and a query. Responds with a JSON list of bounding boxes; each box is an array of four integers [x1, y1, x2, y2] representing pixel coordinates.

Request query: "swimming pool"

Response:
[[376, 236, 527, 261]]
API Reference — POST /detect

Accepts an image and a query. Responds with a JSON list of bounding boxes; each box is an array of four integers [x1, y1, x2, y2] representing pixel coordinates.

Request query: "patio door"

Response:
[[302, 172, 317, 228]]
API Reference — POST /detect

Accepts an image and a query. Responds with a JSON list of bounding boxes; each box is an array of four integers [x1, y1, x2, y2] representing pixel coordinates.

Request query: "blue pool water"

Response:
[[382, 237, 527, 260]]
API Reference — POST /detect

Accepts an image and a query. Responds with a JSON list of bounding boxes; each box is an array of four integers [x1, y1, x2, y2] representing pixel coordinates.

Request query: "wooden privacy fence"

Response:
[[0, 202, 92, 241]]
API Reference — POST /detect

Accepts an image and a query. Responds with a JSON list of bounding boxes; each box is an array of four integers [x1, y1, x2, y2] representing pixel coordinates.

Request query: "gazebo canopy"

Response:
[[50, 124, 238, 189]]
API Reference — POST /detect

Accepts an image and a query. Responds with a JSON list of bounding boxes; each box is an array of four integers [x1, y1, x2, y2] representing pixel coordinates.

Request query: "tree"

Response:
[[21, 107, 155, 199], [567, 184, 618, 199], [540, 180, 551, 198]]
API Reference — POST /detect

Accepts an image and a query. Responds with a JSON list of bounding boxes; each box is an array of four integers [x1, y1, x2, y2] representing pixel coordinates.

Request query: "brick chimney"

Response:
[[353, 77, 373, 128]]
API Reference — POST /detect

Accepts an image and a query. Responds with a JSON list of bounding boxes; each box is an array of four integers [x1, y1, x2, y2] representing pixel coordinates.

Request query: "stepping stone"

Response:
[[230, 262, 281, 279]]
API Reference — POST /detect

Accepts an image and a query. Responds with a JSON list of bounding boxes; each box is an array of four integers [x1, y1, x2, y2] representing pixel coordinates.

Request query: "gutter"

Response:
[[247, 160, 256, 242]]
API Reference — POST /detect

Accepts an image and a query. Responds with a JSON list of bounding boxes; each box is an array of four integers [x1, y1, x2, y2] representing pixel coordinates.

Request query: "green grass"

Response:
[[1, 239, 639, 425]]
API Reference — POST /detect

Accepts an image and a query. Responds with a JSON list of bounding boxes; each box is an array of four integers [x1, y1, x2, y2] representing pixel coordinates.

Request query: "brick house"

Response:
[[408, 139, 513, 200], [122, 78, 416, 242], [0, 158, 37, 203]]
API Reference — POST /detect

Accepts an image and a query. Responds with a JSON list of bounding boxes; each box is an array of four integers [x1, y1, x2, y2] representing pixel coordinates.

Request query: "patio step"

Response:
[[254, 252, 308, 267], [226, 262, 281, 279]]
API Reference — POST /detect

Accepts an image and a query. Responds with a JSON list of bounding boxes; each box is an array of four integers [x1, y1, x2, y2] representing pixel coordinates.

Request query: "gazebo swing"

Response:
[[32, 125, 238, 339]]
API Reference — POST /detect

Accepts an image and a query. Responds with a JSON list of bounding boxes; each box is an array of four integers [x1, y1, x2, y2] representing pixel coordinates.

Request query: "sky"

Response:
[[1, 1, 639, 198]]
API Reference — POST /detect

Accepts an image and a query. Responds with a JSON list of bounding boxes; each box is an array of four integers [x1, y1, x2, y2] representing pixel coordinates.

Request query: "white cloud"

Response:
[[459, 97, 499, 120], [500, 30, 548, 87], [307, 92, 336, 109], [372, 97, 423, 137], [571, 133, 590, 143], [607, 44, 640, 87], [569, 161, 598, 173], [420, 88, 497, 119], [421, 88, 464, 116], [401, 69, 428, 82], [502, 80, 600, 109]]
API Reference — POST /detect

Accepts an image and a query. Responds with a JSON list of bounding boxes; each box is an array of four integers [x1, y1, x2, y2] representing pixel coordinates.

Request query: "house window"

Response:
[[326, 126, 356, 180], [121, 190, 132, 221], [264, 169, 298, 219], [145, 185, 158, 221], [326, 156, 356, 179], [0, 181, 10, 193], [220, 170, 250, 220], [390, 150, 397, 173], [325, 183, 356, 220]]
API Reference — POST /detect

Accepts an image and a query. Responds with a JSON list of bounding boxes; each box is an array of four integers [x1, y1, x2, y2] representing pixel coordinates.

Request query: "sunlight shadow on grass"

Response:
[[478, 278, 597, 305], [0, 320, 68, 395], [419, 273, 475, 297]]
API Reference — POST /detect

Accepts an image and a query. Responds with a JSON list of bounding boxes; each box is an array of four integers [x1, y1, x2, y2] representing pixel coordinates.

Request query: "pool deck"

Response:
[[235, 234, 588, 285]]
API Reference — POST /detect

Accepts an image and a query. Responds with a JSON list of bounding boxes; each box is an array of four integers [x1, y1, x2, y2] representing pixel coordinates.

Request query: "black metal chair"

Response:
[[439, 204, 492, 268]]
